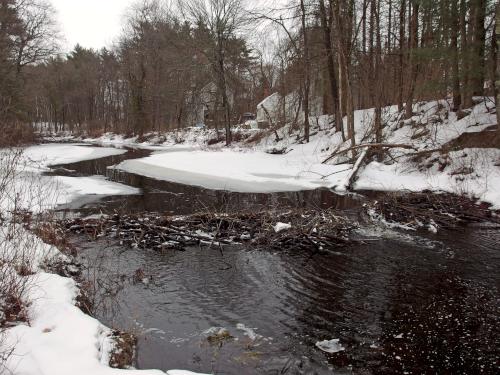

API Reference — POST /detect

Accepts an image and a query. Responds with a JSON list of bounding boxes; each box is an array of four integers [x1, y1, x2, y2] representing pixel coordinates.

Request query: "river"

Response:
[[48, 145, 499, 374]]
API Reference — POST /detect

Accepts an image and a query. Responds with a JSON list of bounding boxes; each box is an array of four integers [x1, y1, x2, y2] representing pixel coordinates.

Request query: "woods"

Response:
[[0, 0, 498, 146]]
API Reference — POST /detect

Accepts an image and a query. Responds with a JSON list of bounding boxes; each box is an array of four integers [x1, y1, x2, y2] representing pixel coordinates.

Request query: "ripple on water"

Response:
[[73, 223, 500, 374]]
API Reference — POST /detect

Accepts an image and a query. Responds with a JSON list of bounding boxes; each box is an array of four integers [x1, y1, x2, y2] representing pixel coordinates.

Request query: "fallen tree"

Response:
[[322, 143, 418, 164]]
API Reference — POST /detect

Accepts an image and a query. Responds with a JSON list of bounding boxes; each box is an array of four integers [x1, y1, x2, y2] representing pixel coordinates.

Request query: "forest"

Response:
[[1, 0, 498, 145]]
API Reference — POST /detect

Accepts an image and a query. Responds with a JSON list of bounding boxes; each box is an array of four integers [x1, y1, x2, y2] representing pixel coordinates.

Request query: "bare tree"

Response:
[[179, 0, 247, 146], [496, 1, 500, 144], [0, 0, 58, 143], [13, 0, 58, 73], [299, 0, 310, 142]]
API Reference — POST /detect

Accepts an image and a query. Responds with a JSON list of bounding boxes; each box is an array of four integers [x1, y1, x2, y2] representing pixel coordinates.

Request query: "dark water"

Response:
[[52, 145, 499, 374]]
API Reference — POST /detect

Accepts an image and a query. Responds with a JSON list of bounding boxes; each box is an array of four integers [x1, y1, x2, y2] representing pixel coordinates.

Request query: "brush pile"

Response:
[[64, 209, 355, 252], [364, 191, 499, 232]]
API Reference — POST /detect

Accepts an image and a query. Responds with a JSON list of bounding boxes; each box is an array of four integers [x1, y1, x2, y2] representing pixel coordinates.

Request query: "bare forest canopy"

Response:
[[0, 0, 499, 146]]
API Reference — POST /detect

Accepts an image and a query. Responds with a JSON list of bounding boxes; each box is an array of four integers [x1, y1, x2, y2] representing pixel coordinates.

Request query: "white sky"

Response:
[[50, 0, 137, 51]]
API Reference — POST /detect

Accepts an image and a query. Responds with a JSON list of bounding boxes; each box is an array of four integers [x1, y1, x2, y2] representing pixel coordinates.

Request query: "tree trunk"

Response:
[[471, 0, 486, 97], [398, 0, 406, 112], [216, 36, 232, 146], [319, 0, 342, 134], [333, 0, 355, 146], [496, 2, 500, 144], [300, 0, 310, 143], [451, 0, 461, 111], [461, 0, 472, 108], [405, 1, 419, 120], [374, 0, 383, 161]]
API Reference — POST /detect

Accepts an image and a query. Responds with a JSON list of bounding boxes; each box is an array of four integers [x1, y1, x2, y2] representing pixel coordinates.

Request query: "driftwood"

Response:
[[322, 143, 418, 164]]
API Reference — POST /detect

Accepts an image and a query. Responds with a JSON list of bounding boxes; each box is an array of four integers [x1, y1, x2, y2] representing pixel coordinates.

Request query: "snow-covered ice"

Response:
[[0, 144, 139, 213], [24, 143, 127, 169], [115, 148, 350, 193]]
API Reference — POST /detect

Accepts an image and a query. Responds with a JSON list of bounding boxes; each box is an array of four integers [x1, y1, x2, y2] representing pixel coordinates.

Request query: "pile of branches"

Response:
[[63, 209, 356, 252], [364, 191, 500, 231]]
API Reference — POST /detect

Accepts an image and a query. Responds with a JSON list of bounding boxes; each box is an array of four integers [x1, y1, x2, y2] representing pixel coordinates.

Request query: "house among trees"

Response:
[[187, 82, 235, 128]]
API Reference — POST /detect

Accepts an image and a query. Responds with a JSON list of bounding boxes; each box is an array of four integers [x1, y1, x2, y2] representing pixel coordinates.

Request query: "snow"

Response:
[[79, 130, 219, 151], [55, 175, 139, 200], [35, 99, 500, 210], [274, 222, 292, 232], [109, 98, 500, 209], [355, 148, 500, 209], [0, 145, 207, 375], [315, 339, 345, 354], [9, 97, 496, 374]]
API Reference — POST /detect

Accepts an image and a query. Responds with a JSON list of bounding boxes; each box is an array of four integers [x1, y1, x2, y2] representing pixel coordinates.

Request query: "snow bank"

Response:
[[79, 129, 221, 150], [356, 148, 500, 210]]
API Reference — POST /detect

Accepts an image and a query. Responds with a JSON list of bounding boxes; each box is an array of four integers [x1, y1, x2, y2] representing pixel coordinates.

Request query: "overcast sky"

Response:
[[50, 0, 136, 51]]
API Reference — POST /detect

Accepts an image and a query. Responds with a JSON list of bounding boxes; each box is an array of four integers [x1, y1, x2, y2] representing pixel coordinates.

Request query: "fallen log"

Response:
[[333, 148, 369, 192], [322, 143, 418, 164]]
